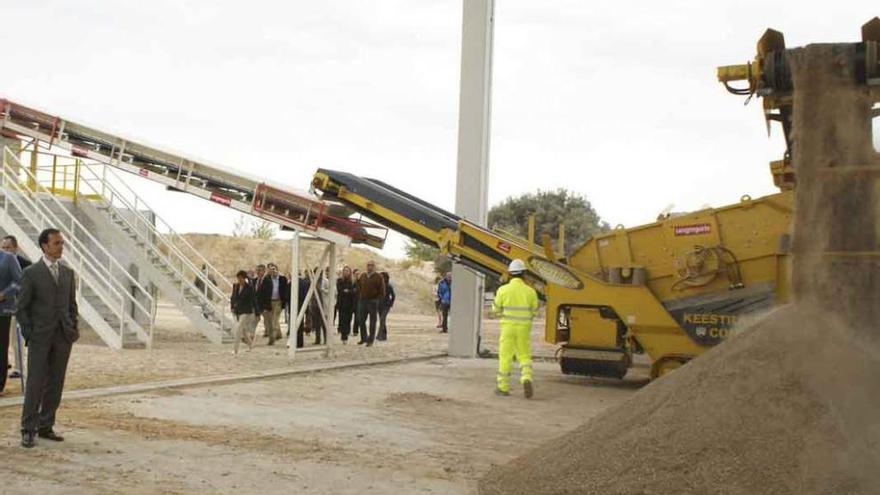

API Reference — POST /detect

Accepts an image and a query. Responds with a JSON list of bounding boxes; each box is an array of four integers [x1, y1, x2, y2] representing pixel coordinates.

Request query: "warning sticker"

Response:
[[497, 241, 511, 253], [673, 223, 711, 236], [209, 193, 232, 207]]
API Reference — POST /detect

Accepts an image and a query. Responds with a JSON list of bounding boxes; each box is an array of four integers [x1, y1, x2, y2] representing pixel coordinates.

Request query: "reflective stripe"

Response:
[[502, 305, 533, 310], [501, 315, 533, 322]]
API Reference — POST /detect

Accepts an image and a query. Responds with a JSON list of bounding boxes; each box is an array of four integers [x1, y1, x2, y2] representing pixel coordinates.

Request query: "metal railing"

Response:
[[72, 160, 233, 327], [1, 147, 155, 347]]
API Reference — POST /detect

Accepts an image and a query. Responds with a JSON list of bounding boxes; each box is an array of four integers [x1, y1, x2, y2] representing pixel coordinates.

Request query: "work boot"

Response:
[[523, 380, 533, 399], [494, 388, 509, 397], [38, 428, 64, 442], [21, 431, 35, 448]]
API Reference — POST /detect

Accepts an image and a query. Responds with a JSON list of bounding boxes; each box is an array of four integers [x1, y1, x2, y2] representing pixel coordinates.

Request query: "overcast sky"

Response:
[[2, 1, 878, 258]]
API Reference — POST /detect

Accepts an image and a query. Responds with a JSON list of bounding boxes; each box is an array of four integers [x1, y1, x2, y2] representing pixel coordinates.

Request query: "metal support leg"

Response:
[[325, 243, 337, 349], [287, 231, 300, 358]]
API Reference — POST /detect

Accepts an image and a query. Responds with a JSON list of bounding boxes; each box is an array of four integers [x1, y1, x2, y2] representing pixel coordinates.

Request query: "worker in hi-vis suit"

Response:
[[491, 259, 539, 398]]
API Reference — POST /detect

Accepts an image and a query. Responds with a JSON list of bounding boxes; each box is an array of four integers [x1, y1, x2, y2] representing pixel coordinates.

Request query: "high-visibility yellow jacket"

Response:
[[492, 277, 539, 328]]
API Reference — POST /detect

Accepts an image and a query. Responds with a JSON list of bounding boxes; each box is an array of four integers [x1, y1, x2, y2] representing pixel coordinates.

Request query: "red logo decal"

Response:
[[674, 223, 712, 236], [497, 242, 511, 253], [138, 168, 149, 177], [209, 193, 232, 207], [71, 146, 89, 158]]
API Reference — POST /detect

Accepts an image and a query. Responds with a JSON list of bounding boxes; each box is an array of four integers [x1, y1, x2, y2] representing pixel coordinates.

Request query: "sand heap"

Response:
[[480, 44, 880, 495]]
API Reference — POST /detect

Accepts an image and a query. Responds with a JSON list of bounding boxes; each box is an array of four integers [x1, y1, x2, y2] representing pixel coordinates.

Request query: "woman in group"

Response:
[[230, 270, 257, 354], [336, 266, 357, 343]]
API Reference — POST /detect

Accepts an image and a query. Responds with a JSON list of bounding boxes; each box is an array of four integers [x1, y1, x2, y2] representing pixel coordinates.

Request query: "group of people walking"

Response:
[[334, 260, 395, 346], [229, 260, 396, 352]]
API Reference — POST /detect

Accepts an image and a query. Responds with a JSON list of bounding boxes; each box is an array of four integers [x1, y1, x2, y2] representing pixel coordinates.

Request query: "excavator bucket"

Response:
[[862, 17, 880, 42], [757, 28, 785, 56]]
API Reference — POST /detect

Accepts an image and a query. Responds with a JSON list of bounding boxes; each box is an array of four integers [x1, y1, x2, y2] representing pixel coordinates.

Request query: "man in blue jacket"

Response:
[[0, 249, 22, 396], [437, 272, 452, 333]]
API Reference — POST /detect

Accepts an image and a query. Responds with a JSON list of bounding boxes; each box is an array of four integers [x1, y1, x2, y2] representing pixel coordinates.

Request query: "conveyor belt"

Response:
[[313, 168, 567, 287], [317, 169, 460, 245], [0, 98, 386, 247]]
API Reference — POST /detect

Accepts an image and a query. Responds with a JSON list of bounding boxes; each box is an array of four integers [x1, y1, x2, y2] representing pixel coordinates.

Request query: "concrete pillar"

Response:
[[449, 0, 494, 358]]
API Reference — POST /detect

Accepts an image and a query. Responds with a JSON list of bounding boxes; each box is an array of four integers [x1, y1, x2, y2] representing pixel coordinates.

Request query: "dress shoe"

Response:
[[38, 429, 64, 442], [523, 380, 534, 399], [9, 370, 21, 378], [366, 341, 373, 347], [357, 341, 365, 345], [21, 431, 35, 448]]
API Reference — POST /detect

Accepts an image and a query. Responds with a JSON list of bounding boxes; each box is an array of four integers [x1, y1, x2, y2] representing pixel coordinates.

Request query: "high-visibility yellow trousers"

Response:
[[497, 324, 533, 393]]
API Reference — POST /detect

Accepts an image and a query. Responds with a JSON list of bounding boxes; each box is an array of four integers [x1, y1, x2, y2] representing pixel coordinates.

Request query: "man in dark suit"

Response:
[[255, 263, 288, 345], [17, 228, 78, 448]]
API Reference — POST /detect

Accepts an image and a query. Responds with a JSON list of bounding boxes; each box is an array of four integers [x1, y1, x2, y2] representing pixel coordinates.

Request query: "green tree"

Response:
[[404, 239, 452, 275], [404, 239, 439, 263], [488, 188, 608, 257]]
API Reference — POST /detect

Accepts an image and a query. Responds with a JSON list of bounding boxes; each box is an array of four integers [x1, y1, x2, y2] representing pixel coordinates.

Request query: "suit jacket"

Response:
[[16, 254, 32, 270], [230, 281, 257, 316], [16, 258, 79, 344], [255, 275, 289, 312]]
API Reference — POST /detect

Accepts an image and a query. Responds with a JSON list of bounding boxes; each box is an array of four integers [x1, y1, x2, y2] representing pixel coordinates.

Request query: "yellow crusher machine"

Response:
[[318, 18, 880, 380], [313, 18, 880, 380]]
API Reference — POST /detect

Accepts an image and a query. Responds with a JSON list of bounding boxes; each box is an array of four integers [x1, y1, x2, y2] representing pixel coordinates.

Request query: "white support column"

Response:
[[325, 243, 337, 347], [287, 230, 300, 358], [449, 0, 494, 358]]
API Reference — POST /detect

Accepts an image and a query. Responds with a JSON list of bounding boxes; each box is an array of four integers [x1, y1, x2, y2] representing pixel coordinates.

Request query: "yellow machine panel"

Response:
[[566, 308, 620, 349], [570, 192, 793, 305]]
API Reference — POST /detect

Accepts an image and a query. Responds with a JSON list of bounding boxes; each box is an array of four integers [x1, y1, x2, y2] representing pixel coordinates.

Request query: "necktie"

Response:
[[49, 263, 59, 282]]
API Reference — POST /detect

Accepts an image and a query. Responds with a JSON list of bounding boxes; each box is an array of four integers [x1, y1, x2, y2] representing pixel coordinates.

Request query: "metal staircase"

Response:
[[73, 161, 235, 343], [0, 147, 155, 349]]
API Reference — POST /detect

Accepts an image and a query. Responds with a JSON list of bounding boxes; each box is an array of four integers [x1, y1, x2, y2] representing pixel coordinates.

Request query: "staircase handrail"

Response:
[[75, 162, 232, 326], [2, 148, 154, 343]]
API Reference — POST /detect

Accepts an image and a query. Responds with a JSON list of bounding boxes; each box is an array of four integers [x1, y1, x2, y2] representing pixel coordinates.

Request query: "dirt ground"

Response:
[[2, 302, 557, 395], [0, 304, 646, 494]]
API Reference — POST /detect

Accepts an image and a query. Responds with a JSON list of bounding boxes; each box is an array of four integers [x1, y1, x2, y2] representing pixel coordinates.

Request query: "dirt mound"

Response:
[[480, 43, 880, 494], [480, 306, 880, 494], [175, 233, 437, 315]]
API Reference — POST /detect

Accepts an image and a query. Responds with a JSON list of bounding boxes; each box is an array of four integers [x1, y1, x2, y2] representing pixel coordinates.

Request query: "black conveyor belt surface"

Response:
[[318, 169, 460, 234]]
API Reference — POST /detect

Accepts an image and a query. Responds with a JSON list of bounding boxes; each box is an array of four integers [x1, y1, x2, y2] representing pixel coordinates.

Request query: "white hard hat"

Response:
[[508, 259, 527, 274]]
